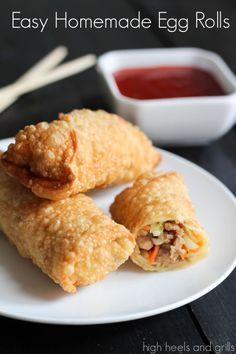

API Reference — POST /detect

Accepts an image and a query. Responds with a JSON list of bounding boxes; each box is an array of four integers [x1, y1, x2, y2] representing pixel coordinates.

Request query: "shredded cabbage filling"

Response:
[[137, 221, 200, 264]]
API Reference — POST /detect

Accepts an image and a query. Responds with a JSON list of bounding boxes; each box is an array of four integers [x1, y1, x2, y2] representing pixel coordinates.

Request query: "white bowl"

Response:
[[97, 48, 236, 146]]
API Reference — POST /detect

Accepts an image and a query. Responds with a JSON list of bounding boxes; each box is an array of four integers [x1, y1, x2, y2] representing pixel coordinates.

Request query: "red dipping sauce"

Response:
[[114, 66, 225, 100]]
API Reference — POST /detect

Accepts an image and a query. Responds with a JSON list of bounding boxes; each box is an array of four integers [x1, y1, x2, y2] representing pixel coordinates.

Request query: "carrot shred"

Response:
[[189, 232, 202, 244], [180, 253, 188, 260], [188, 247, 200, 253], [197, 240, 204, 247], [182, 244, 199, 254], [143, 225, 150, 231], [148, 245, 159, 263]]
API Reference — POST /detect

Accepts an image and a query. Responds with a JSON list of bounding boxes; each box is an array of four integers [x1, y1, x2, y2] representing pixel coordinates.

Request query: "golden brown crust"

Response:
[[0, 164, 135, 293], [110, 171, 195, 232], [110, 171, 208, 271], [1, 109, 160, 200]]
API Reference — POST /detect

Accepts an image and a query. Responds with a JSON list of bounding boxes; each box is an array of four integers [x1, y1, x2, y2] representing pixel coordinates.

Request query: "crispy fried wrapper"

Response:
[[0, 163, 135, 293], [1, 109, 160, 200], [110, 171, 208, 271]]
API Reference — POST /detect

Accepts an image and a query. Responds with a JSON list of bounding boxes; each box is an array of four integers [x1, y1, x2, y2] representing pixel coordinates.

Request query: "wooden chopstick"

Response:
[[0, 52, 96, 114], [0, 46, 68, 113]]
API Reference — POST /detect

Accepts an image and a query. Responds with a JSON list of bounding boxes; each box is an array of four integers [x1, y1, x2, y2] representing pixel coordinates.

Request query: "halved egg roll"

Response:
[[110, 171, 208, 271], [0, 163, 135, 293], [1, 109, 160, 200]]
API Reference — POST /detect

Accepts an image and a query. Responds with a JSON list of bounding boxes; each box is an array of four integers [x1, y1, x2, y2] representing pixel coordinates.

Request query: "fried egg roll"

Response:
[[1, 109, 160, 200], [0, 164, 135, 293], [110, 172, 208, 271]]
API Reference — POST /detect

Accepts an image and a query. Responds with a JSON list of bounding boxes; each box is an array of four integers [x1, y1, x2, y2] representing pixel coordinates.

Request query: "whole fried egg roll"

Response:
[[0, 164, 135, 293], [110, 172, 208, 271], [1, 109, 160, 200]]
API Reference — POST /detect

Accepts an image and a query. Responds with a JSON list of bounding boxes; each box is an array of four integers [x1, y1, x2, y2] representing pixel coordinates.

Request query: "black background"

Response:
[[0, 1, 235, 353]]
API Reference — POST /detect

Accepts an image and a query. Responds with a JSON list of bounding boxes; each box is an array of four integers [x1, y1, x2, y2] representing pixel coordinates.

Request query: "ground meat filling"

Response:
[[137, 221, 187, 263]]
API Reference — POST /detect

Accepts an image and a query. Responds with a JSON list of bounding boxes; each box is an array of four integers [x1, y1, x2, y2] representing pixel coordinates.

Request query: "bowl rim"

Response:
[[97, 47, 236, 106]]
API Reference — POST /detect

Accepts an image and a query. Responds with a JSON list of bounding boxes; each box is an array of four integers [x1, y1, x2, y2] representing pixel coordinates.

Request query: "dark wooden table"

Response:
[[0, 1, 235, 353]]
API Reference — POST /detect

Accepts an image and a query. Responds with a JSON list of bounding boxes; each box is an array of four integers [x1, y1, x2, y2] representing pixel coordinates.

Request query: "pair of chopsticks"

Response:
[[0, 46, 96, 114]]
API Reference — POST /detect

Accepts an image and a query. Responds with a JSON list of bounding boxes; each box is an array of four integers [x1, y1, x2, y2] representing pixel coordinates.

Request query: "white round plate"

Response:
[[0, 138, 235, 325]]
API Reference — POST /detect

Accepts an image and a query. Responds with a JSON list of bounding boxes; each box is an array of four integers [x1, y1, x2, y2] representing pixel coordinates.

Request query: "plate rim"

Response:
[[0, 138, 235, 325]]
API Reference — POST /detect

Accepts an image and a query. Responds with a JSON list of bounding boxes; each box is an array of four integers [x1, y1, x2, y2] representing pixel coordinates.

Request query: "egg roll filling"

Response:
[[137, 221, 202, 264]]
